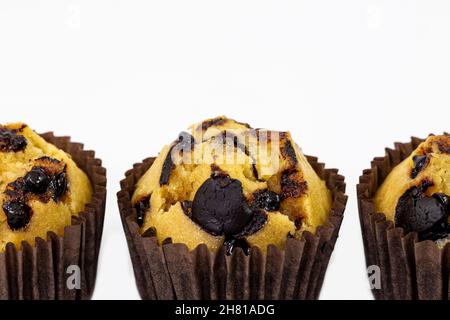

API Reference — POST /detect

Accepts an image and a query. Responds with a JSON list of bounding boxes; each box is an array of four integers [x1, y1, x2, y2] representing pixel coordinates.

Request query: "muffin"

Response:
[[119, 116, 347, 300], [358, 134, 450, 300], [0, 123, 106, 300]]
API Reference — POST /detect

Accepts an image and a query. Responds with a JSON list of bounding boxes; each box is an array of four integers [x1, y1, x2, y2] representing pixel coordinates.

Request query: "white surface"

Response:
[[1, 0, 449, 300]]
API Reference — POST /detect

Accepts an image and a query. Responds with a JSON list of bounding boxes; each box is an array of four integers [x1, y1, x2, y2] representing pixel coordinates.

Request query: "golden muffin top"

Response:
[[132, 116, 331, 254], [375, 135, 450, 245], [0, 123, 93, 251]]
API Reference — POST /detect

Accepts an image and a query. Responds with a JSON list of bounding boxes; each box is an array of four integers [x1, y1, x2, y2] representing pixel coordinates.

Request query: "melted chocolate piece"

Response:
[[411, 155, 429, 179], [191, 175, 253, 236], [49, 172, 67, 201], [24, 167, 50, 194], [281, 170, 308, 199], [224, 236, 250, 256], [159, 149, 175, 186], [395, 186, 450, 241], [26, 159, 68, 201], [0, 127, 27, 152], [159, 132, 196, 186], [3, 200, 32, 230], [191, 173, 268, 256], [134, 196, 151, 227], [253, 190, 281, 212], [184, 126, 277, 253]]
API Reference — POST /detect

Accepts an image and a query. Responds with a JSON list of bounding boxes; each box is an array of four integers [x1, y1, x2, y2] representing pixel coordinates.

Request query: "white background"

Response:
[[1, 0, 449, 300]]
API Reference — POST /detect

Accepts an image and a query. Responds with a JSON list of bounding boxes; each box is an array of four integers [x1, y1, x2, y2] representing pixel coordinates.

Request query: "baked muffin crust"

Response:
[[133, 116, 332, 254]]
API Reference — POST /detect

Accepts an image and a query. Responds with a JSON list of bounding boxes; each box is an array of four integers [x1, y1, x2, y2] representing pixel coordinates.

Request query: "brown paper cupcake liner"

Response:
[[118, 155, 347, 300], [0, 133, 107, 300], [357, 134, 450, 300]]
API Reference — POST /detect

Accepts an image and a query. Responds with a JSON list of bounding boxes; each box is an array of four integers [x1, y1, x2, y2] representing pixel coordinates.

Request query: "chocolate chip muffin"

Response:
[[358, 133, 450, 300], [375, 135, 450, 247], [131, 116, 332, 254], [0, 123, 93, 251]]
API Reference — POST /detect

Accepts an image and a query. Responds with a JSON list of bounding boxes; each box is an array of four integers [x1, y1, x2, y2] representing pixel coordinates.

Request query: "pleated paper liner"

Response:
[[0, 133, 107, 300], [357, 134, 450, 300], [118, 156, 347, 300]]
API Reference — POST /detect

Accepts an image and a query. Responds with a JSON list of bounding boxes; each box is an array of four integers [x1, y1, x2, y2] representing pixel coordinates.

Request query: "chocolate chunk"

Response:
[[411, 155, 429, 179], [24, 167, 50, 194], [3, 200, 32, 230], [49, 172, 68, 201], [253, 190, 281, 212], [0, 127, 27, 152], [134, 196, 151, 227], [192, 175, 253, 236], [281, 170, 308, 199], [223, 236, 250, 256], [395, 187, 449, 241], [159, 149, 175, 186], [27, 157, 67, 201]]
